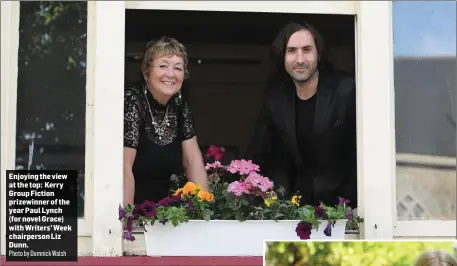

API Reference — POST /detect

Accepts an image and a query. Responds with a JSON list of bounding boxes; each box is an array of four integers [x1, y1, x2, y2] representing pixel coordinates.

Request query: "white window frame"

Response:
[[1, 0, 20, 256], [3, 0, 454, 257], [121, 1, 398, 242], [90, 1, 125, 256], [0, 0, 96, 255]]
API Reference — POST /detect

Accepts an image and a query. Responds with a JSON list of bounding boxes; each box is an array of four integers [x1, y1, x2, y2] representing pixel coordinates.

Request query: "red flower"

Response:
[[314, 206, 328, 219], [139, 200, 156, 218], [206, 145, 225, 161], [295, 221, 312, 240]]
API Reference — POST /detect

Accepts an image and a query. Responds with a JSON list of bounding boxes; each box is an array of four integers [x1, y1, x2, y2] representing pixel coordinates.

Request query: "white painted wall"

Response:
[[1, 1, 455, 257], [91, 1, 125, 256]]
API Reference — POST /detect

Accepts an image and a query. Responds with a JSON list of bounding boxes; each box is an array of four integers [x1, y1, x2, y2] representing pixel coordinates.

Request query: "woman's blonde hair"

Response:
[[141, 36, 190, 79], [414, 250, 457, 266]]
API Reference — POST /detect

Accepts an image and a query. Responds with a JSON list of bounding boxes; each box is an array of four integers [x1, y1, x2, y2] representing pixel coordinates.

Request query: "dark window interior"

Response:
[[125, 9, 356, 161]]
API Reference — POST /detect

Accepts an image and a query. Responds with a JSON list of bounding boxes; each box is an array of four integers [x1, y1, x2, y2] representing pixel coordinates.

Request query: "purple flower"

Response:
[[184, 197, 195, 213], [139, 200, 157, 218], [118, 205, 126, 220], [346, 209, 353, 220], [158, 193, 182, 207], [132, 205, 145, 218], [314, 206, 328, 219], [124, 216, 134, 231], [123, 230, 135, 241], [338, 196, 350, 206], [295, 221, 312, 240], [158, 197, 172, 207], [324, 223, 332, 237]]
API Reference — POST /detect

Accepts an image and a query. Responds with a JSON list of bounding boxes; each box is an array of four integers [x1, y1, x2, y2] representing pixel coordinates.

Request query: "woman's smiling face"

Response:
[[145, 54, 185, 104]]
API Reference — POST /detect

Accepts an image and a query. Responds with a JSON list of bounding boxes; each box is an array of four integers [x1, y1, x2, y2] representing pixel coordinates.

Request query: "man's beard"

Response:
[[290, 64, 318, 84]]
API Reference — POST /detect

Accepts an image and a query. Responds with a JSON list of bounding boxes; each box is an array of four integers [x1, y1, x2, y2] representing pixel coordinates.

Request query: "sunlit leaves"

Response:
[[265, 241, 456, 266]]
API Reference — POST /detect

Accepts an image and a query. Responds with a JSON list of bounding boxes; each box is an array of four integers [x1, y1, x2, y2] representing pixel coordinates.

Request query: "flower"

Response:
[[123, 230, 135, 241], [118, 205, 126, 220], [158, 193, 182, 207], [295, 221, 312, 240], [206, 145, 225, 161], [184, 197, 196, 213], [124, 216, 134, 231], [314, 206, 328, 219], [197, 190, 214, 202], [227, 159, 260, 175], [182, 182, 198, 195], [291, 195, 302, 207], [139, 200, 156, 218], [227, 181, 249, 196], [205, 161, 223, 170], [324, 222, 332, 237], [244, 172, 273, 192], [132, 205, 145, 218], [264, 195, 278, 207], [173, 188, 183, 196], [338, 196, 350, 206], [118, 144, 363, 242]]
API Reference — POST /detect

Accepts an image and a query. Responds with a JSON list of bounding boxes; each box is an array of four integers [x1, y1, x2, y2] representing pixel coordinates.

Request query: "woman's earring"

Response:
[[175, 91, 182, 106]]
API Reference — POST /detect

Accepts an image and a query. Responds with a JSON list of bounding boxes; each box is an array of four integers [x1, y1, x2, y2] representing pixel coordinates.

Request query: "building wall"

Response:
[[2, 0, 455, 257]]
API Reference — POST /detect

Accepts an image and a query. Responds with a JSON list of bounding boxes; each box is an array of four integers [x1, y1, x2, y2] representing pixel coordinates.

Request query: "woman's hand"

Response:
[[182, 136, 209, 191]]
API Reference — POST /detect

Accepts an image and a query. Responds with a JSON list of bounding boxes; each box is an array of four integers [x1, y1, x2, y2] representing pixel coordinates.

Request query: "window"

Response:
[[15, 2, 88, 219], [393, 1, 456, 222]]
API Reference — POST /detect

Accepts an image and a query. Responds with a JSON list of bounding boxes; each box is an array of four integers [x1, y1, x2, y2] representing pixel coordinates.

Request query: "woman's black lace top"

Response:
[[123, 82, 197, 203]]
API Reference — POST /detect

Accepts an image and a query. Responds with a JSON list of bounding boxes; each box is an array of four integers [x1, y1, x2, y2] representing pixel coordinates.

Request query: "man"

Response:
[[245, 21, 357, 208]]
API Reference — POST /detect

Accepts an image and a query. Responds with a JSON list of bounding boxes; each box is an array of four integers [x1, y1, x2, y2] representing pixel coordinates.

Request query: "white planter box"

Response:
[[144, 219, 347, 256]]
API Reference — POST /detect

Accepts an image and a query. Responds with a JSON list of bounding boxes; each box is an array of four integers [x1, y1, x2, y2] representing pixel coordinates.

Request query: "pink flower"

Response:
[[205, 161, 222, 170], [259, 177, 274, 192], [227, 181, 249, 196], [227, 159, 260, 175], [245, 172, 273, 192], [206, 145, 225, 161]]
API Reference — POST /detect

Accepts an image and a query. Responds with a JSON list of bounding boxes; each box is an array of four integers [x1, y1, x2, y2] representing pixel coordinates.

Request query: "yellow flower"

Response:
[[182, 182, 197, 195], [291, 195, 302, 207], [197, 190, 214, 202], [173, 188, 183, 196], [195, 184, 203, 191], [264, 196, 278, 207]]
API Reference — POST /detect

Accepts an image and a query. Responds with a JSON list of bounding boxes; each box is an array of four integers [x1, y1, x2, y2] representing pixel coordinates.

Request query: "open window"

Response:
[[124, 9, 356, 163], [1, 1, 94, 256]]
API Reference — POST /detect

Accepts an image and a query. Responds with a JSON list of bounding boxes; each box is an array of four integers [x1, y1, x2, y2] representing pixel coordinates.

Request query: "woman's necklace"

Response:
[[144, 87, 170, 141]]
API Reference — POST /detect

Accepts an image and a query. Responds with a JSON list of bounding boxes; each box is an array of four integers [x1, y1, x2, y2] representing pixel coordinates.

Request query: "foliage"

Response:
[[118, 145, 363, 241], [19, 1, 87, 75], [17, 2, 88, 218], [265, 241, 457, 266]]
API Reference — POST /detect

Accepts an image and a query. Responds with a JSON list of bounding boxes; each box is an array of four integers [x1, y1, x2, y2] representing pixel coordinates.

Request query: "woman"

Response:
[[123, 36, 208, 206], [414, 250, 457, 266]]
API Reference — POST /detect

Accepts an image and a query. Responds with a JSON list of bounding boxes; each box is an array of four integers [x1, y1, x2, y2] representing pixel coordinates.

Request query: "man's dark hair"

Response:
[[269, 21, 331, 83]]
